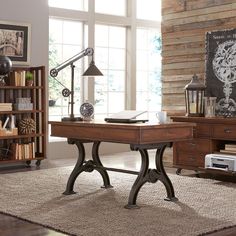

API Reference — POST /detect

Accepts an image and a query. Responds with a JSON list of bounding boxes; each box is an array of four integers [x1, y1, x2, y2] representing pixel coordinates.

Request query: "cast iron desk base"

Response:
[[63, 139, 178, 209]]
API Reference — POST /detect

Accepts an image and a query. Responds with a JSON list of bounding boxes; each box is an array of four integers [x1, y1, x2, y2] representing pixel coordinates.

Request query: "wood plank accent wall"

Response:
[[161, 0, 236, 115]]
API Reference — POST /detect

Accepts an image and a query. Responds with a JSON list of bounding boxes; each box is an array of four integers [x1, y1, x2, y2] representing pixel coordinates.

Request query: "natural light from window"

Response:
[[137, 0, 161, 21], [48, 19, 84, 121], [95, 0, 126, 16], [136, 28, 162, 114], [48, 0, 88, 11], [94, 25, 126, 118], [48, 0, 162, 123]]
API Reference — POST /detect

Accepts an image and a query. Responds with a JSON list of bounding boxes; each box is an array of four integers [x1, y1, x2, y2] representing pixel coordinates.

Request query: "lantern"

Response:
[[184, 74, 206, 117]]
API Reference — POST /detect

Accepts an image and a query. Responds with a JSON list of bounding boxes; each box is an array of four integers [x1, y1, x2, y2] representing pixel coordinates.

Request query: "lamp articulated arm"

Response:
[[49, 47, 102, 122], [50, 47, 94, 78]]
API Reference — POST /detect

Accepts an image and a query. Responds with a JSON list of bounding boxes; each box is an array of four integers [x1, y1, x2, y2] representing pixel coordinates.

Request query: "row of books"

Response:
[[0, 103, 12, 111], [9, 71, 27, 86], [220, 144, 236, 155], [10, 142, 35, 160]]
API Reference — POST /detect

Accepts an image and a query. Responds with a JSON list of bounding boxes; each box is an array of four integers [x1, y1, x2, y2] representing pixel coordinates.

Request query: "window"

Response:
[[49, 0, 88, 11], [49, 18, 84, 121], [48, 0, 162, 122], [94, 25, 126, 118], [136, 28, 162, 114], [137, 0, 162, 21], [95, 0, 126, 16]]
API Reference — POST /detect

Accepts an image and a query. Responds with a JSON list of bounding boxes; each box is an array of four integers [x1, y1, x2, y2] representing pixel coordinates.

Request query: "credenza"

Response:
[[171, 116, 236, 176]]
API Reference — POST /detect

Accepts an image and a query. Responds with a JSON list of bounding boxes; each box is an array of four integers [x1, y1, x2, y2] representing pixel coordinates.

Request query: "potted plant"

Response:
[[25, 71, 34, 86]]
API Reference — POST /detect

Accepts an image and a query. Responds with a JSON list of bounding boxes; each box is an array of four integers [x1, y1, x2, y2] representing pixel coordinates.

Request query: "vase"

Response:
[[26, 80, 33, 86]]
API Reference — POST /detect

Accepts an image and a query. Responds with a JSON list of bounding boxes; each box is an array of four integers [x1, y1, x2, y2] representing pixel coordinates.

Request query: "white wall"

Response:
[[0, 0, 49, 67]]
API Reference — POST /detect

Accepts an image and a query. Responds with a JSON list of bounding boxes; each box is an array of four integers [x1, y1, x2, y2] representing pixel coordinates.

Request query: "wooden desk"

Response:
[[49, 120, 194, 208]]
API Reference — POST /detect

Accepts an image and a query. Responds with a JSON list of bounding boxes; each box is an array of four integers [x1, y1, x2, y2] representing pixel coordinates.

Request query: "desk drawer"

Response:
[[175, 138, 211, 153], [173, 151, 205, 167], [212, 125, 236, 140], [195, 124, 211, 138]]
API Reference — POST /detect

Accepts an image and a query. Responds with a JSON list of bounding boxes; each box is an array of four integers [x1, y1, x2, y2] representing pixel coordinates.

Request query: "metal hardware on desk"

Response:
[[189, 142, 196, 146], [224, 129, 232, 133], [63, 139, 178, 209]]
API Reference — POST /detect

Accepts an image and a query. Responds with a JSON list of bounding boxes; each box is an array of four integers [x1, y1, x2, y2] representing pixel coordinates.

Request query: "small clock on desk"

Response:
[[80, 101, 94, 120]]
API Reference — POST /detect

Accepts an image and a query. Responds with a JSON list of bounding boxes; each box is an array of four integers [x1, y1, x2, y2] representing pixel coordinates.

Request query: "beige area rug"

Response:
[[0, 167, 235, 236]]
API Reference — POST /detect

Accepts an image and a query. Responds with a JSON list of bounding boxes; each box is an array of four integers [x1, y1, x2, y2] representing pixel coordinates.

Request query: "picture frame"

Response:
[[205, 28, 236, 117], [0, 21, 31, 65]]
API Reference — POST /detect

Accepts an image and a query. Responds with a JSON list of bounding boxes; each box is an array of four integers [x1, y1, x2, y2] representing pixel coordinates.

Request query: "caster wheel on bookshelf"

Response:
[[35, 160, 41, 167], [176, 168, 182, 175], [26, 160, 31, 167], [195, 170, 200, 178]]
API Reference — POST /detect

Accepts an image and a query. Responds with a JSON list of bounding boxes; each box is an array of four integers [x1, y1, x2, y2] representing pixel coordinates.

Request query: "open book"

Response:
[[104, 110, 148, 123]]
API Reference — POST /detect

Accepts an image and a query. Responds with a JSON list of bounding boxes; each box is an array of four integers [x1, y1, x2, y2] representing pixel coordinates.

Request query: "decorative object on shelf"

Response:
[[25, 71, 34, 86], [0, 55, 12, 86], [50, 47, 103, 122], [206, 28, 236, 117], [0, 115, 18, 136], [184, 74, 206, 117], [0, 21, 31, 65], [0, 146, 12, 160], [80, 101, 94, 120], [204, 97, 216, 117], [18, 118, 36, 134], [14, 97, 33, 110]]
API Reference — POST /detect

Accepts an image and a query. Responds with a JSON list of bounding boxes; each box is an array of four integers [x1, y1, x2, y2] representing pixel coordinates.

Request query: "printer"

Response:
[[205, 154, 236, 172]]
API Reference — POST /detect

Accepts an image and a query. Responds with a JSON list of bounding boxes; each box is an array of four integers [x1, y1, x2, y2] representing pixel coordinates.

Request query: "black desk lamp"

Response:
[[50, 48, 103, 121]]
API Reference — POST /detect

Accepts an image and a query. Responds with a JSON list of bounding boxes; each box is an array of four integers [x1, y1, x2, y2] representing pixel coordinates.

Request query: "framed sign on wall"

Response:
[[0, 21, 31, 65], [205, 28, 236, 117]]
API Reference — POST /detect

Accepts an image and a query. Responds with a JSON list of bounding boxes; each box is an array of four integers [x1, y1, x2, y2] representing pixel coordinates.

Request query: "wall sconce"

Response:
[[184, 74, 206, 117], [50, 47, 103, 121]]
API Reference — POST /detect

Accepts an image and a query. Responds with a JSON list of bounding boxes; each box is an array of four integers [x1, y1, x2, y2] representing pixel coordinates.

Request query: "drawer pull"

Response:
[[189, 142, 196, 146], [224, 129, 232, 133]]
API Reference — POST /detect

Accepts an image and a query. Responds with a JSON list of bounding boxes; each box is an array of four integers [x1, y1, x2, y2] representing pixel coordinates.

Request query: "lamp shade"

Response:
[[82, 60, 103, 76], [0, 55, 12, 75]]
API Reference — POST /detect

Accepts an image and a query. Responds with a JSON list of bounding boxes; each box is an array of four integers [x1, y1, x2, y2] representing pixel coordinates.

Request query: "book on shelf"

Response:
[[9, 143, 18, 160], [9, 70, 26, 86], [10, 142, 36, 160], [0, 103, 12, 111]]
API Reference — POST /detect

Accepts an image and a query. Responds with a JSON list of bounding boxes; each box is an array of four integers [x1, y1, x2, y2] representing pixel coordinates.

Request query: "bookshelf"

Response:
[[0, 66, 46, 166]]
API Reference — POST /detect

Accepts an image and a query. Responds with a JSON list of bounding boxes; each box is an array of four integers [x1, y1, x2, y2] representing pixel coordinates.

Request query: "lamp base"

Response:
[[62, 116, 83, 122]]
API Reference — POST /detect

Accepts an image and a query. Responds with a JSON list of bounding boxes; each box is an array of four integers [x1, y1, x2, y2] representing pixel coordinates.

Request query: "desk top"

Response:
[[171, 116, 236, 124], [49, 120, 195, 145]]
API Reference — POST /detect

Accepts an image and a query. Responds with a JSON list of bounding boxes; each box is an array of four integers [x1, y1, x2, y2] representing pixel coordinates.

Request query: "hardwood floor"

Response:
[[0, 150, 235, 236]]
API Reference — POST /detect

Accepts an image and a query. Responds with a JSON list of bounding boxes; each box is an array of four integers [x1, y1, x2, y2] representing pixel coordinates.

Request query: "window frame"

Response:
[[49, 0, 161, 115]]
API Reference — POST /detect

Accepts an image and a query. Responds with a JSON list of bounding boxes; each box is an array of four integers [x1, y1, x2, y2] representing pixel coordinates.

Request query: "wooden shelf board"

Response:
[[0, 133, 44, 139], [0, 110, 44, 114], [0, 86, 43, 89]]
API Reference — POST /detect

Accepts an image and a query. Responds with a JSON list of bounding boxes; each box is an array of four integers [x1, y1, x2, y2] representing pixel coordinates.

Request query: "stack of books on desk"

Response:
[[220, 144, 236, 155], [0, 103, 12, 111]]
